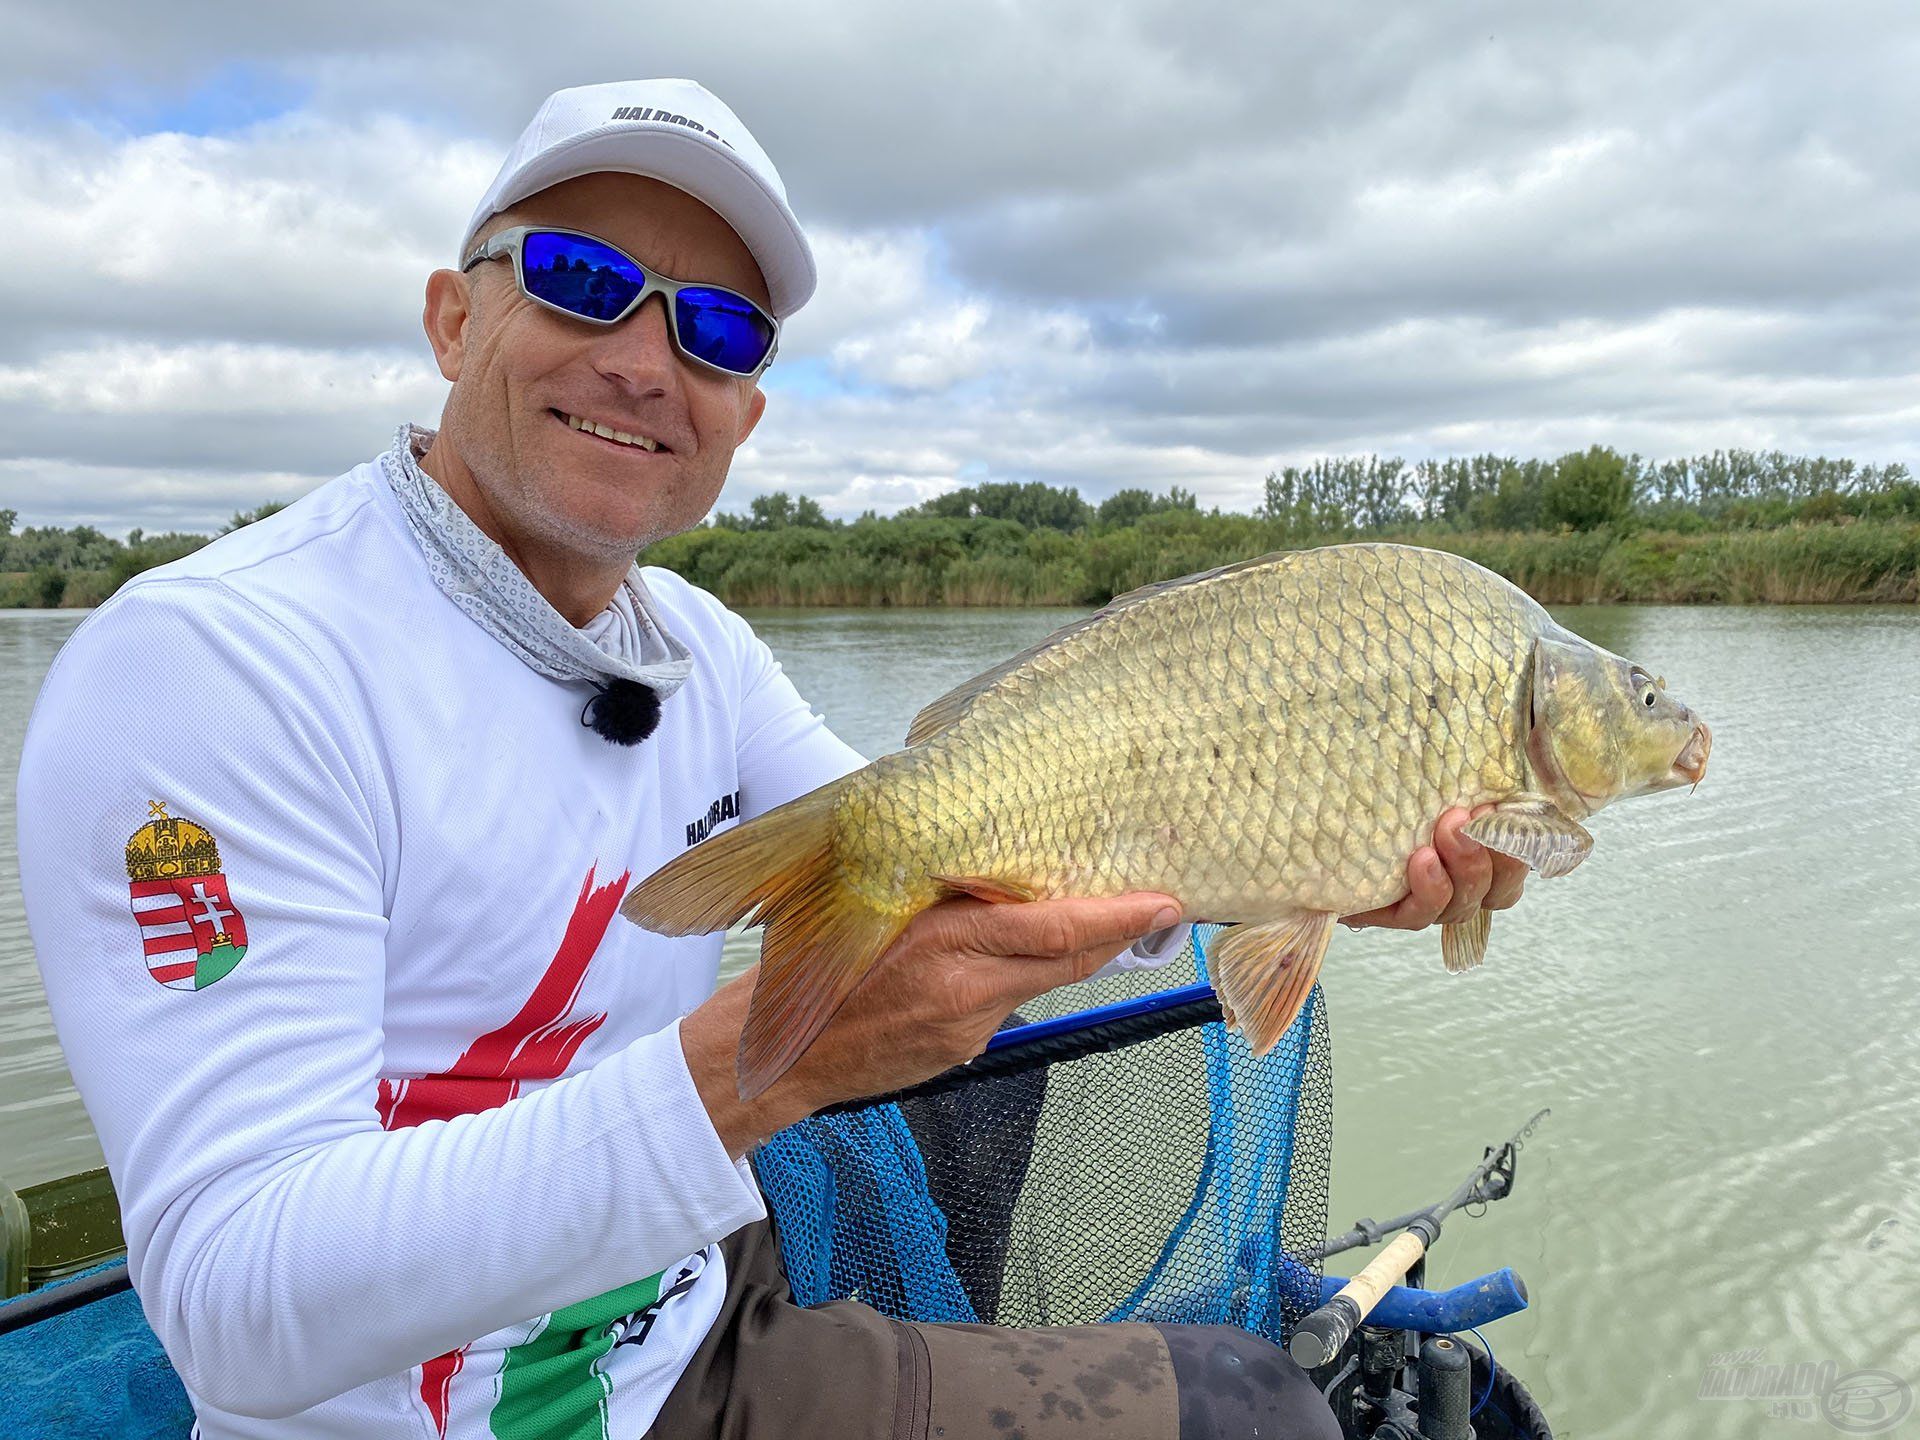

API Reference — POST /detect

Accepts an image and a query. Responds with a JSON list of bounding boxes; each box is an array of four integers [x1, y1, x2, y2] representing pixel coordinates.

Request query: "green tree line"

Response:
[[653, 446, 1920, 605], [1260, 447, 1917, 533], [7, 449, 1920, 608], [0, 505, 285, 607]]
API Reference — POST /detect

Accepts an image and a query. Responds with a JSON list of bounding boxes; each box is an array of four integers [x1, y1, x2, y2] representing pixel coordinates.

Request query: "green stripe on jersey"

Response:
[[490, 1271, 665, 1440]]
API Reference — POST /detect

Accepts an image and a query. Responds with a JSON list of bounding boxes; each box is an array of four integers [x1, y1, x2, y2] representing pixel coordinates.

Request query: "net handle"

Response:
[[814, 983, 1224, 1116]]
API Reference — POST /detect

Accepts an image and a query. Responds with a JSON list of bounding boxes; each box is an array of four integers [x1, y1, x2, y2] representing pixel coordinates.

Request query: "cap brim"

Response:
[[462, 124, 816, 319]]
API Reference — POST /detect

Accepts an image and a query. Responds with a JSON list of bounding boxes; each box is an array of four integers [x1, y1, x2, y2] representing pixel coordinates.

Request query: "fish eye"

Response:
[[1643, 689, 1656, 708]]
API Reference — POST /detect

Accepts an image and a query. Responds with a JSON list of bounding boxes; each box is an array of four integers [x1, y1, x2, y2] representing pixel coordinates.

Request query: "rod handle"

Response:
[[1288, 1229, 1429, 1368]]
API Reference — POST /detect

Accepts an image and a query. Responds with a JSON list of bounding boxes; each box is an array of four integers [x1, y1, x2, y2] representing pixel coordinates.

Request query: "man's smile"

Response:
[[552, 407, 670, 453]]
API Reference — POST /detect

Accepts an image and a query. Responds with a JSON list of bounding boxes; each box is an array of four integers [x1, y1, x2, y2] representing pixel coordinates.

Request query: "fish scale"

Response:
[[622, 542, 1713, 1099]]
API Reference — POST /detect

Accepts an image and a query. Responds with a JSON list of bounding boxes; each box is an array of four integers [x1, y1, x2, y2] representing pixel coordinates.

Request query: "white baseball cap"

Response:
[[461, 79, 816, 319]]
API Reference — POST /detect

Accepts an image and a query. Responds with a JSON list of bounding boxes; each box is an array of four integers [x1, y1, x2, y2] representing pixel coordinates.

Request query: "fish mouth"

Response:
[[1673, 721, 1712, 788]]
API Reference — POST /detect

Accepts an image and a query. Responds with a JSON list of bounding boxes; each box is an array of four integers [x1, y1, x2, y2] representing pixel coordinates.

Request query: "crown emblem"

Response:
[[125, 802, 250, 991], [125, 802, 223, 882]]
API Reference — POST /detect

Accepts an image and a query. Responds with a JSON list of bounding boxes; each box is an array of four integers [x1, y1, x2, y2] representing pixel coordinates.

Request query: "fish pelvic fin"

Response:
[[1210, 911, 1334, 1057], [1463, 796, 1594, 879], [1441, 906, 1492, 973], [620, 779, 910, 1101], [930, 873, 1039, 904]]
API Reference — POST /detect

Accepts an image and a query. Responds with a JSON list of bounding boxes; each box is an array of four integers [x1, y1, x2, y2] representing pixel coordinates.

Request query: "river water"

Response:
[[3, 603, 1917, 1438]]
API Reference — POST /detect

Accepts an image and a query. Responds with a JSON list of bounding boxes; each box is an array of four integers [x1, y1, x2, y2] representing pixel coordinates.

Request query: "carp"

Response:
[[623, 543, 1712, 1099]]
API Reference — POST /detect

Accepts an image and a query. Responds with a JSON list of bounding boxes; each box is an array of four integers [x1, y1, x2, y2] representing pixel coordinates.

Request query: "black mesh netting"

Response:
[[752, 924, 1334, 1344]]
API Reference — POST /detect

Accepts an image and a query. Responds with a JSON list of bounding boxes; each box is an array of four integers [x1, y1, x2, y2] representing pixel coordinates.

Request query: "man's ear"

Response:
[[736, 383, 768, 445], [422, 269, 474, 382]]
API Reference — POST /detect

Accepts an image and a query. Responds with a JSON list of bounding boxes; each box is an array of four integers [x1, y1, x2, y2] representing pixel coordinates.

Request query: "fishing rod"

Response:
[[1288, 1108, 1549, 1369]]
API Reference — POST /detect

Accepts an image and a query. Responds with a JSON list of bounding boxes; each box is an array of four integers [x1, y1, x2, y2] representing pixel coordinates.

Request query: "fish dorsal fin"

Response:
[[903, 550, 1287, 745], [904, 616, 1101, 744]]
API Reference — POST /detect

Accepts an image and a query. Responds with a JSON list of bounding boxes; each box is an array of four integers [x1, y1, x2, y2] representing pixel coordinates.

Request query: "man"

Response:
[[17, 80, 1524, 1439]]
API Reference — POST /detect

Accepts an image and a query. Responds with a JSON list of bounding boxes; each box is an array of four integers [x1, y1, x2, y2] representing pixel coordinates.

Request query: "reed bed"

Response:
[[645, 520, 1920, 609]]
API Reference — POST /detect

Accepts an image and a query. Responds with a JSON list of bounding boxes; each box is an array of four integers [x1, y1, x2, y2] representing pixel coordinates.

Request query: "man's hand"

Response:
[[1339, 805, 1527, 931], [683, 891, 1180, 1157]]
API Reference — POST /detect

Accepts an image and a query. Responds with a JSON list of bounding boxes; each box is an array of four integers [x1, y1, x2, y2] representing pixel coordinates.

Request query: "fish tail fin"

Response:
[[621, 783, 842, 937], [620, 780, 911, 1100]]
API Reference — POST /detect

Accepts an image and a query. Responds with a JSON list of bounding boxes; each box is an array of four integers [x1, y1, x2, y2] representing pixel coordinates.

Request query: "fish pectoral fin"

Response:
[[1210, 912, 1334, 1057], [930, 873, 1039, 905], [1463, 797, 1594, 879], [1441, 906, 1492, 973]]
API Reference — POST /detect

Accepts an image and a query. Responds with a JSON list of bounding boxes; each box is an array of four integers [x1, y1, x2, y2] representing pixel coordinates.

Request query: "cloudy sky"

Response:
[[4, 1, 1918, 531]]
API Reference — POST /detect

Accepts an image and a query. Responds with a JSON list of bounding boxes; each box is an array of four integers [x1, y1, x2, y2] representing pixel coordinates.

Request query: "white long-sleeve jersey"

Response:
[[16, 445, 1184, 1439]]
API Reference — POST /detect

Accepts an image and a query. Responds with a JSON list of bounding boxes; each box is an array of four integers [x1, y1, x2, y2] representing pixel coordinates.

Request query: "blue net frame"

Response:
[[752, 924, 1333, 1343]]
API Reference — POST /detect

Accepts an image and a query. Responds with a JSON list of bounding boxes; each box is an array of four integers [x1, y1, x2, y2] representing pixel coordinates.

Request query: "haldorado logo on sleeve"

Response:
[[685, 789, 742, 847], [125, 802, 249, 990]]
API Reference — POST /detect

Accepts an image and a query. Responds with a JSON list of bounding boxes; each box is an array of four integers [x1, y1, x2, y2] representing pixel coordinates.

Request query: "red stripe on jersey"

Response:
[[376, 865, 628, 1131], [374, 863, 630, 1436], [148, 959, 198, 984], [419, 1348, 464, 1437], [142, 932, 198, 956]]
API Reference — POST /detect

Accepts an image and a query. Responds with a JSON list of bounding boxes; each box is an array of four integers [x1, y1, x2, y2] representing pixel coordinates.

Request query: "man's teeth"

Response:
[[563, 412, 659, 451]]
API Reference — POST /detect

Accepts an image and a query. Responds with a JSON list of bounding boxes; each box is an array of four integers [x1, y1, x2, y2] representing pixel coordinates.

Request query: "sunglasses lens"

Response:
[[521, 232, 645, 321], [674, 288, 776, 374]]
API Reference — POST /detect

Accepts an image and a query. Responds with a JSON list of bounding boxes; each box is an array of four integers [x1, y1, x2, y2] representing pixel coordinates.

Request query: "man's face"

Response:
[[433, 172, 770, 562]]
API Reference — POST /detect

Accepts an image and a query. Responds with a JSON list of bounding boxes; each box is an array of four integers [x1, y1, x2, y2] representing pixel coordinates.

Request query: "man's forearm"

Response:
[[680, 974, 820, 1157], [142, 1023, 762, 1418]]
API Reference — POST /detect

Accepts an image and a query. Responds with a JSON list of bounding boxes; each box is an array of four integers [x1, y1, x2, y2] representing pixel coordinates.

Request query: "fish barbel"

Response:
[[623, 543, 1712, 1099]]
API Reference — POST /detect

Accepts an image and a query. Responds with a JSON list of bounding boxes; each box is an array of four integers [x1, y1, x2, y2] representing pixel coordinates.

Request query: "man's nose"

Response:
[[591, 294, 679, 391]]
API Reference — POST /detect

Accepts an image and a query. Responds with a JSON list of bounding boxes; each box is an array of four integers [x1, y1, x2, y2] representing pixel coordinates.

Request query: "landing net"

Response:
[[753, 924, 1334, 1342]]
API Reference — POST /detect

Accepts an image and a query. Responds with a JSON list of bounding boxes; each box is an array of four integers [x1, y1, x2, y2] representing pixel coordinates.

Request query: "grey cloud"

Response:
[[0, 117, 490, 361], [1, 404, 422, 479], [1, 0, 1916, 530], [2, 458, 334, 532]]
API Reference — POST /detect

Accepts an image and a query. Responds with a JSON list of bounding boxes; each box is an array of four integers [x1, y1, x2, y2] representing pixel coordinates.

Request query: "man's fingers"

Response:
[[1484, 853, 1528, 911], [1400, 848, 1453, 928], [950, 891, 1181, 960], [995, 938, 1144, 1001], [1432, 808, 1494, 925], [1343, 848, 1451, 931]]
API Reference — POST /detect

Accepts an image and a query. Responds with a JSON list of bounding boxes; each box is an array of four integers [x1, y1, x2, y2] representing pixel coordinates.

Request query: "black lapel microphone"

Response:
[[580, 678, 663, 746]]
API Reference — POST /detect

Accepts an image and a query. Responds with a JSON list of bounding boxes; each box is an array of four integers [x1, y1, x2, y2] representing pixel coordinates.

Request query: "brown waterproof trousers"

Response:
[[643, 1219, 1340, 1440]]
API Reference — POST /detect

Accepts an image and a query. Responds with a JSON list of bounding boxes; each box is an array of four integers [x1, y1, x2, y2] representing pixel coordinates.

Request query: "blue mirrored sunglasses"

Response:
[[461, 226, 780, 379]]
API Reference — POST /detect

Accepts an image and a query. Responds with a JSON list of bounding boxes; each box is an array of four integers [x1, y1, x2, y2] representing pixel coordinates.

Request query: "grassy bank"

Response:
[[8, 520, 1915, 611], [9, 448, 1919, 609], [1433, 525, 1920, 604], [646, 516, 1920, 608], [0, 569, 117, 609]]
